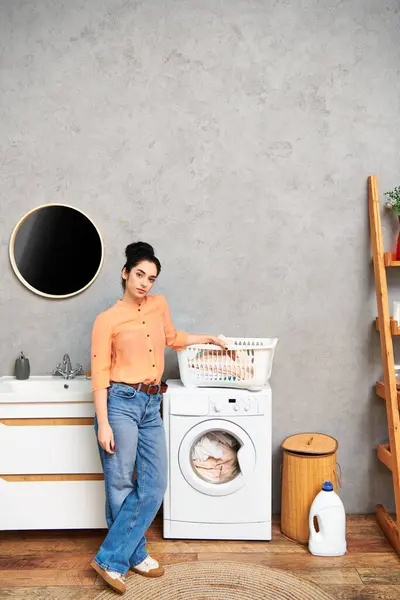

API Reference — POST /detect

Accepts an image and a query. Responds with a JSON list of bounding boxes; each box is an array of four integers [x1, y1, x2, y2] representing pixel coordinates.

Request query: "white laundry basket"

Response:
[[178, 337, 279, 391]]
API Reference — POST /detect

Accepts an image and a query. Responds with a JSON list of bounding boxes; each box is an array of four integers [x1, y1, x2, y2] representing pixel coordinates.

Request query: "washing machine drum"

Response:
[[178, 419, 256, 496]]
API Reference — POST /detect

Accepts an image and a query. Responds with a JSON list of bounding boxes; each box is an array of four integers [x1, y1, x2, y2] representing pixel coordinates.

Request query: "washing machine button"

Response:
[[233, 405, 240, 411], [213, 402, 222, 413]]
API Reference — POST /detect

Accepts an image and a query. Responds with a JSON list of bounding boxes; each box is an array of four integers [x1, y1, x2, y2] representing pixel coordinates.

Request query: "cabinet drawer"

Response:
[[0, 403, 95, 419], [0, 423, 102, 474], [0, 478, 107, 529]]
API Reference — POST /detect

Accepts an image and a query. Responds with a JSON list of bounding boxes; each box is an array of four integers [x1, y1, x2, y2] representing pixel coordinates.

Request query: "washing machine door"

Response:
[[178, 419, 256, 496]]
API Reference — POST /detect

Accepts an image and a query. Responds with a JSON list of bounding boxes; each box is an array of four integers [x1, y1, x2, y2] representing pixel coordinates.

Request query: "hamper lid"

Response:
[[281, 433, 338, 456]]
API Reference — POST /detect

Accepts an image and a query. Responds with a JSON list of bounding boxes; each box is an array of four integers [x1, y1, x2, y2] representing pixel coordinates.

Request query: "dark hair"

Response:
[[122, 242, 161, 289]]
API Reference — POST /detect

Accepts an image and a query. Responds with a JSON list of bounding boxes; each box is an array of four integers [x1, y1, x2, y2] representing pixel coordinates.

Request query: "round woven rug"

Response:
[[93, 561, 336, 599]]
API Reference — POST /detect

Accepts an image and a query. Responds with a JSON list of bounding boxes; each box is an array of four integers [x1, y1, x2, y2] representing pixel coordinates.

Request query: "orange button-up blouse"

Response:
[[91, 294, 188, 392]]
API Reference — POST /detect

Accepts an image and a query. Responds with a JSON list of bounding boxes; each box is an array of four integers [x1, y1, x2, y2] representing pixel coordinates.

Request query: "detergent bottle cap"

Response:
[[322, 480, 334, 492]]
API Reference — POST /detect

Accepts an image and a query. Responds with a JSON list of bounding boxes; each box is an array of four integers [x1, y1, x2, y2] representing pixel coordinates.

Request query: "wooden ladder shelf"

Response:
[[368, 175, 400, 554]]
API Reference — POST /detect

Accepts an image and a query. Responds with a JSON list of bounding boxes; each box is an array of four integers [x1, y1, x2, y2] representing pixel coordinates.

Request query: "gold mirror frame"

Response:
[[9, 203, 104, 299]]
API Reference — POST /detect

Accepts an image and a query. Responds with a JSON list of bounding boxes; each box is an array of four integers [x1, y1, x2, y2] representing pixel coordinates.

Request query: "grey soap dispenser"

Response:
[[15, 351, 30, 380]]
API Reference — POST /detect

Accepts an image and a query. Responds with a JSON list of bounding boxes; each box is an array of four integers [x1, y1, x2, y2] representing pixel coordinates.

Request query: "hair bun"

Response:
[[125, 242, 155, 260]]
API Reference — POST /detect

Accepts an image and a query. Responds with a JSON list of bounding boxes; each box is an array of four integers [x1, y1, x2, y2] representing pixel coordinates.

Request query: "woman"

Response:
[[90, 241, 227, 595]]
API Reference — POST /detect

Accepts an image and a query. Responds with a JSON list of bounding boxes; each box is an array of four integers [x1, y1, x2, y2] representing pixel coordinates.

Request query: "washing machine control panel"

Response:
[[209, 395, 258, 415]]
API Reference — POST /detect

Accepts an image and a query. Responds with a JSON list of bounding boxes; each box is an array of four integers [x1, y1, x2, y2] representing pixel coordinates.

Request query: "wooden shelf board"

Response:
[[0, 474, 104, 482], [384, 252, 400, 267], [375, 381, 400, 407], [377, 443, 393, 471], [375, 317, 400, 335]]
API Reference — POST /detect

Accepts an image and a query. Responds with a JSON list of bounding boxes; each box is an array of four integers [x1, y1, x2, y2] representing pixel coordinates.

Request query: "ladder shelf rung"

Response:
[[384, 252, 400, 267], [375, 317, 400, 335], [375, 381, 400, 407], [377, 444, 393, 471]]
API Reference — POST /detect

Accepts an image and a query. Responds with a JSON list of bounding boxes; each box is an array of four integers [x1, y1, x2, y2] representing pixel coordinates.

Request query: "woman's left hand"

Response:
[[208, 335, 230, 350], [186, 333, 232, 350]]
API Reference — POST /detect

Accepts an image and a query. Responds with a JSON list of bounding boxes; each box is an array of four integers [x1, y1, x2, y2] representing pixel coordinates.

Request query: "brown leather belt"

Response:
[[112, 381, 168, 396], [134, 381, 168, 395]]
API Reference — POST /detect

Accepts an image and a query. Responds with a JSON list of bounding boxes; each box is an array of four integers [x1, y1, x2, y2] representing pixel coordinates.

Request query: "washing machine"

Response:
[[162, 379, 272, 540]]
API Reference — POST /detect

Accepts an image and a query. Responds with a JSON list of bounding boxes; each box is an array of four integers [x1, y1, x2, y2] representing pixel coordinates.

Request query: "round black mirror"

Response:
[[9, 204, 104, 298]]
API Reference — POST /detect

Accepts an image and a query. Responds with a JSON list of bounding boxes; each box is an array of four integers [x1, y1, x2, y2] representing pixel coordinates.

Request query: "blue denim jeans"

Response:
[[93, 382, 167, 575]]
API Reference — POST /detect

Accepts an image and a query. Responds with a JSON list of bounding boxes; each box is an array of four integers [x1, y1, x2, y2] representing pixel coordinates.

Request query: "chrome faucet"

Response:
[[52, 354, 84, 379]]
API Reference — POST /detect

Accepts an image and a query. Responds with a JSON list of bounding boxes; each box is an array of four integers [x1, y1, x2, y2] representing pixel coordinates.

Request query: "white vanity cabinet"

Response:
[[0, 376, 107, 530]]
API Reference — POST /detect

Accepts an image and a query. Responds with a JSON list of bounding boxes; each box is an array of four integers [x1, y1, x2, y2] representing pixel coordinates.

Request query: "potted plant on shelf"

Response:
[[384, 186, 400, 260]]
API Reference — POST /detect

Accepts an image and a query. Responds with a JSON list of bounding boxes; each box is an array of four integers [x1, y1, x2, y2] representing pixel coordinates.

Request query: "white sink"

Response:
[[0, 376, 93, 404]]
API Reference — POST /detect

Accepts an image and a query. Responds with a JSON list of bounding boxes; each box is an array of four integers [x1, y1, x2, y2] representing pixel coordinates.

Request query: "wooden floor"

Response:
[[0, 515, 399, 599]]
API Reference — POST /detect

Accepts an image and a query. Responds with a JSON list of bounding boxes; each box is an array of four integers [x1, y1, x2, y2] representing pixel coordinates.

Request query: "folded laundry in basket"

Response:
[[188, 350, 254, 380], [191, 432, 240, 483]]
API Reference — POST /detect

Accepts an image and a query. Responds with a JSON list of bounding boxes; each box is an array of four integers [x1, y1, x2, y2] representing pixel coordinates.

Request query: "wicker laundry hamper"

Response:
[[280, 433, 340, 544]]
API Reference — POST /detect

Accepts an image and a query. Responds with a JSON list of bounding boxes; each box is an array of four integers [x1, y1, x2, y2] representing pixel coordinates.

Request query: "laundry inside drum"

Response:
[[190, 430, 241, 484]]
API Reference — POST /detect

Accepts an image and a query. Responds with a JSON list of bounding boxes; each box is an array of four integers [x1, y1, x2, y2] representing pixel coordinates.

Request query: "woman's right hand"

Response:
[[98, 422, 115, 454]]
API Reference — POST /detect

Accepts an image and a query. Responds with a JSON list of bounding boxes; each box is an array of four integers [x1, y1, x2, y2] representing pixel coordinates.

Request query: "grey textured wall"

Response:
[[1, 0, 400, 513]]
